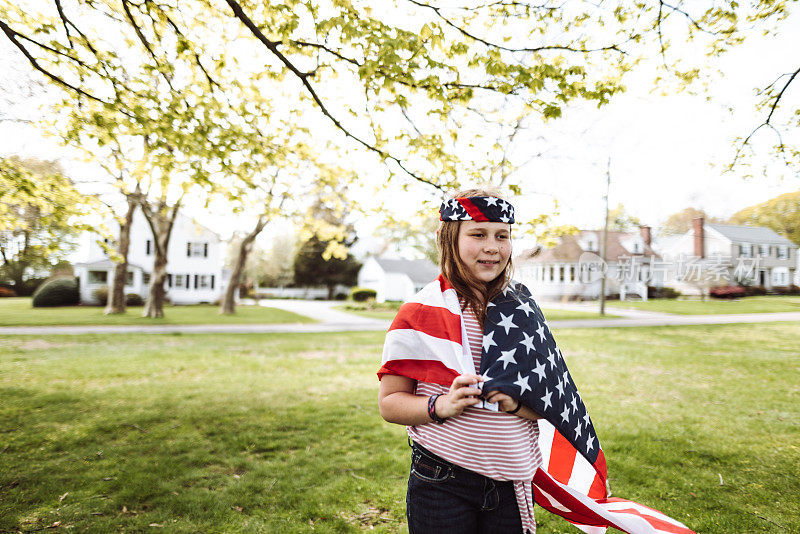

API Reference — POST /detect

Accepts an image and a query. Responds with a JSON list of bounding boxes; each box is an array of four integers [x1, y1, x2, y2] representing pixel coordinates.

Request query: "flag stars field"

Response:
[[497, 312, 518, 334], [498, 348, 517, 369]]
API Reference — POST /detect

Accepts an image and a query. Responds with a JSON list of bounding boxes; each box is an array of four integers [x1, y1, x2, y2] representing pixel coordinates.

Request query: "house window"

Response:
[[88, 270, 108, 284], [198, 275, 211, 289], [739, 243, 752, 258], [126, 271, 134, 285], [772, 269, 789, 286], [175, 274, 185, 288], [187, 242, 208, 258], [759, 244, 770, 257], [777, 245, 789, 259], [143, 273, 151, 285]]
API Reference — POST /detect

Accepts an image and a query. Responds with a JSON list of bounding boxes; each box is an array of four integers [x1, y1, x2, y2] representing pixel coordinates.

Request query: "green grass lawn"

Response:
[[1, 324, 798, 532], [608, 295, 800, 315], [0, 297, 313, 326]]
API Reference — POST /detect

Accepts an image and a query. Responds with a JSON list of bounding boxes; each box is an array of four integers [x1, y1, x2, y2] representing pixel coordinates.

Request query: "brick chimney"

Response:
[[693, 217, 704, 258], [639, 225, 651, 247]]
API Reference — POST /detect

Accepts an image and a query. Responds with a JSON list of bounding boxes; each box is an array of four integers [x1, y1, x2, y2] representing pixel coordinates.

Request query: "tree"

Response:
[[293, 185, 361, 299], [660, 207, 723, 236], [0, 156, 88, 292], [728, 190, 800, 245], [607, 203, 642, 232], [3, 1, 796, 279], [293, 235, 361, 300], [224, 232, 297, 290]]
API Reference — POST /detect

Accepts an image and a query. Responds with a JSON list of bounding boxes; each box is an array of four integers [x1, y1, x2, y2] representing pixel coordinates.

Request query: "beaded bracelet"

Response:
[[427, 394, 447, 424]]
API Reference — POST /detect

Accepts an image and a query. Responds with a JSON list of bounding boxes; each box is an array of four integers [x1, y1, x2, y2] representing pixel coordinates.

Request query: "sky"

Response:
[[1, 6, 798, 258]]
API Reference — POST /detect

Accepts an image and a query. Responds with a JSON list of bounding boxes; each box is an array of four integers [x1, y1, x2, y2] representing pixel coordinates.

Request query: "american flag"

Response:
[[380, 275, 694, 534]]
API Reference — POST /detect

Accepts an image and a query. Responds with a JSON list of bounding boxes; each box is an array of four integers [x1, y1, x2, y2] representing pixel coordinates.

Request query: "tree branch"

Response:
[[0, 19, 114, 109], [406, 0, 626, 55], [224, 0, 444, 190]]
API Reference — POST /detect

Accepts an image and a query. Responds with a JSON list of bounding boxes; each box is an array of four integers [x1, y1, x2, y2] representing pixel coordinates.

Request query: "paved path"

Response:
[[540, 301, 675, 319], [1, 307, 798, 335]]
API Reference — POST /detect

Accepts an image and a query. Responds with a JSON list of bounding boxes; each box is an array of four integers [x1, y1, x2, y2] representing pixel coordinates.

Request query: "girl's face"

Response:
[[457, 220, 511, 283]]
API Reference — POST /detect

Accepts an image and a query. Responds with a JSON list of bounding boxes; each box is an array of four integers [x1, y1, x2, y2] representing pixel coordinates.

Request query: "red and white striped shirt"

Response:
[[408, 303, 541, 533]]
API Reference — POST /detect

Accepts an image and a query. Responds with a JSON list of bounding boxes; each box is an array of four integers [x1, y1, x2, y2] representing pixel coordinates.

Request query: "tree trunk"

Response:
[[220, 215, 267, 315], [105, 196, 137, 314], [143, 251, 168, 318], [327, 284, 335, 300], [140, 200, 180, 319]]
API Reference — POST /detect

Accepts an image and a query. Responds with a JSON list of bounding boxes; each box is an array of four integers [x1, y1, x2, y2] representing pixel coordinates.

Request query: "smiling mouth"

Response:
[[478, 260, 499, 265]]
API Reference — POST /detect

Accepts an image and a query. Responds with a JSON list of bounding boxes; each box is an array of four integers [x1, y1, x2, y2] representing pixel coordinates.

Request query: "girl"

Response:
[[378, 188, 542, 534]]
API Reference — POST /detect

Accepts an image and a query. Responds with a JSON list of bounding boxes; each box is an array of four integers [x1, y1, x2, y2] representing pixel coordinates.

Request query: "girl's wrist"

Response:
[[428, 394, 448, 424], [506, 399, 522, 414]]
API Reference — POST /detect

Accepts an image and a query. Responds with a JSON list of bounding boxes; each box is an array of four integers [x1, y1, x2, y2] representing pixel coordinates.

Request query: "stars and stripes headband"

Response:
[[440, 196, 515, 224]]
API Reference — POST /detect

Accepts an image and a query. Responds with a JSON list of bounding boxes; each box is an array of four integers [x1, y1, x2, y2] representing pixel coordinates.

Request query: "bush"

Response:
[[125, 293, 144, 306], [0, 287, 17, 298], [744, 285, 767, 296], [648, 286, 681, 299], [32, 277, 80, 307], [772, 285, 800, 296], [349, 287, 377, 302], [709, 285, 746, 299], [91, 286, 109, 306]]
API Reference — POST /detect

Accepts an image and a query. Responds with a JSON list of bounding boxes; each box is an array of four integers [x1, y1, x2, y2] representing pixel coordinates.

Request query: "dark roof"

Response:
[[707, 223, 797, 246], [374, 258, 439, 284], [516, 230, 660, 264]]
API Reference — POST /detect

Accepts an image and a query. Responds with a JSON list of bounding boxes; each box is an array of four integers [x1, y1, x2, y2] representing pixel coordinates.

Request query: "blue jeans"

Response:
[[406, 443, 523, 534]]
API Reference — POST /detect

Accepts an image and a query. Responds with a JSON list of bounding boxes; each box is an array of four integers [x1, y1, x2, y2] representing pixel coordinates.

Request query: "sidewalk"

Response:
[[1, 311, 798, 335], [540, 300, 675, 319]]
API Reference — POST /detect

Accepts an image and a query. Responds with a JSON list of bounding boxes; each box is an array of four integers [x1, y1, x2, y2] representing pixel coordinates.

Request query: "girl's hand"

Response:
[[435, 374, 484, 419], [483, 391, 520, 414]]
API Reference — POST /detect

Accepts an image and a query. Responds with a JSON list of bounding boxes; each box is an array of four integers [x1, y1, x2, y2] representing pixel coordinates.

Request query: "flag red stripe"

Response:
[[593, 449, 608, 480], [605, 507, 693, 534], [588, 472, 606, 500], [547, 428, 578, 484], [533, 469, 622, 529], [377, 359, 459, 386], [457, 198, 488, 221], [388, 302, 462, 343]]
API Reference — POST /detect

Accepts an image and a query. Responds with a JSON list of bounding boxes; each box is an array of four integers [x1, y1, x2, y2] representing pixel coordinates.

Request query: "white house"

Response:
[[358, 257, 439, 302], [655, 217, 798, 294], [73, 210, 228, 305], [515, 227, 664, 301]]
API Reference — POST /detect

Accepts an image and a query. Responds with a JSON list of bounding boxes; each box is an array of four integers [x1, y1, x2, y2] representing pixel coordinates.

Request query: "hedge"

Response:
[[349, 287, 377, 302], [32, 277, 80, 307]]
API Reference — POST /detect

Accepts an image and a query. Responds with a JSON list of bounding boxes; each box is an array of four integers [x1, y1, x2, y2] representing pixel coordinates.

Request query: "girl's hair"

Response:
[[437, 187, 513, 327]]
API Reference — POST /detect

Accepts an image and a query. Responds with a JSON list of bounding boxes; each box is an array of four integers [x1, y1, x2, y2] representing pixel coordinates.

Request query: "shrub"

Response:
[[125, 293, 144, 306], [349, 287, 377, 302], [32, 277, 80, 307], [772, 285, 800, 296], [0, 287, 17, 298], [709, 285, 746, 299], [648, 286, 681, 299], [744, 285, 767, 296], [91, 286, 109, 306]]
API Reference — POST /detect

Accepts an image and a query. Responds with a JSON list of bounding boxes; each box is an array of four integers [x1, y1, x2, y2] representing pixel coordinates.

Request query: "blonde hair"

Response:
[[437, 187, 513, 327]]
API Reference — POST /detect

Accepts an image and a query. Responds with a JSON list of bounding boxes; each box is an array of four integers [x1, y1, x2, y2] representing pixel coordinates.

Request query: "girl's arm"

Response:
[[378, 374, 484, 426], [483, 391, 542, 421]]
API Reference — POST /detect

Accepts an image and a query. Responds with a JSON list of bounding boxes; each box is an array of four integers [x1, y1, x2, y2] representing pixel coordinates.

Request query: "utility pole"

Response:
[[599, 158, 611, 316]]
